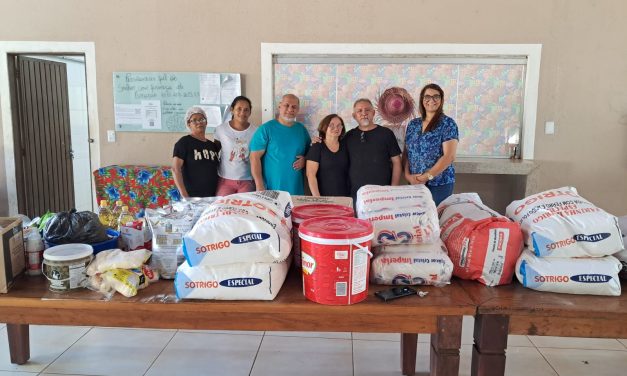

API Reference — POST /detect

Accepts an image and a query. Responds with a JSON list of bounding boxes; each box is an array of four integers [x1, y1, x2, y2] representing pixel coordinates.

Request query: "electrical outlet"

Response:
[[545, 121, 555, 135], [107, 130, 116, 142]]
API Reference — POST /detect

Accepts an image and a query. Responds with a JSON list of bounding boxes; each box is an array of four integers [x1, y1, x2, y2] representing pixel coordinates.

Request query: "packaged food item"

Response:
[[86, 248, 152, 275], [23, 226, 44, 276], [175, 258, 290, 300], [145, 206, 196, 279], [94, 265, 158, 298], [356, 185, 440, 246], [183, 191, 293, 267], [515, 249, 622, 296], [97, 200, 113, 228], [110, 200, 124, 228], [439, 193, 524, 286], [370, 242, 452, 286], [120, 220, 149, 251], [117, 206, 134, 231], [506, 187, 623, 258]]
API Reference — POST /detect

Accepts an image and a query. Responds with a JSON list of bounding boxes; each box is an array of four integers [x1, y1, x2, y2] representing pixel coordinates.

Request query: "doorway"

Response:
[[9, 55, 93, 218], [0, 42, 100, 217]]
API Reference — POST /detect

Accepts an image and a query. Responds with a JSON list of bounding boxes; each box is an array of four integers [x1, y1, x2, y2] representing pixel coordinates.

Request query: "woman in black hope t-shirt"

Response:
[[172, 107, 221, 198]]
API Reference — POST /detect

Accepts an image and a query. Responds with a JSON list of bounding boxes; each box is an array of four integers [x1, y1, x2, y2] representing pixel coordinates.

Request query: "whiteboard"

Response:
[[113, 72, 241, 132]]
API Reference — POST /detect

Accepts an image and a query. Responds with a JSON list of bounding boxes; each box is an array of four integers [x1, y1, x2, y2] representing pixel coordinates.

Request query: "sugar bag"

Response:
[[439, 193, 523, 286], [356, 185, 440, 246], [371, 242, 452, 286]]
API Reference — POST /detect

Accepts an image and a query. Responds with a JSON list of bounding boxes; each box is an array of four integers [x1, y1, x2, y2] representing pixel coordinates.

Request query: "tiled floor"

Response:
[[1, 318, 626, 376]]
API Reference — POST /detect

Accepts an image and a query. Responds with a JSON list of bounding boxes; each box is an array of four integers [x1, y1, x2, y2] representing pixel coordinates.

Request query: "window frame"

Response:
[[261, 43, 541, 160]]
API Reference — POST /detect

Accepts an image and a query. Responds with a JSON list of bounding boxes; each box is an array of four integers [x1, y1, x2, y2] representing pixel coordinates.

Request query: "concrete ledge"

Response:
[[454, 158, 539, 175]]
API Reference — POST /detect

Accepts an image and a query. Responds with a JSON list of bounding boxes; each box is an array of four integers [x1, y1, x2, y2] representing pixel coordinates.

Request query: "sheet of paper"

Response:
[[220, 74, 241, 105], [114, 104, 143, 126], [199, 73, 221, 104], [198, 105, 223, 128], [141, 100, 162, 130]]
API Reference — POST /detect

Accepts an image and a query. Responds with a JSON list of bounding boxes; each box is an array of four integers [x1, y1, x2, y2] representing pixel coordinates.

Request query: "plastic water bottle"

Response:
[[98, 200, 113, 227], [110, 200, 124, 228], [24, 228, 44, 276], [117, 206, 135, 231]]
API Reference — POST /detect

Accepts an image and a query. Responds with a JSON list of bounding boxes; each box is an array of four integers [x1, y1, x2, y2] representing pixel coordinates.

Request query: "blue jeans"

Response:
[[427, 183, 454, 206]]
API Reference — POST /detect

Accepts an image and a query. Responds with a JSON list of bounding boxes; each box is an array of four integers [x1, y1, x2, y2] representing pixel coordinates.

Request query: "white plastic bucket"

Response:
[[42, 244, 93, 292]]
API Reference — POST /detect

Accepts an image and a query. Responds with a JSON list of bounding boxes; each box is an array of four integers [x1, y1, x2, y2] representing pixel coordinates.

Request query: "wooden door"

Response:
[[13, 56, 75, 218]]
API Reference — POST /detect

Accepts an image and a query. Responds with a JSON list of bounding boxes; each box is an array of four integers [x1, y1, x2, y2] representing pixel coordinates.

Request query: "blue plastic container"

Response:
[[91, 229, 120, 253], [45, 229, 120, 254]]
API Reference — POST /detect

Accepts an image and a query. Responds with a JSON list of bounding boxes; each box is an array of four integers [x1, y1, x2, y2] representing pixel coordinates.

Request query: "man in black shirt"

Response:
[[344, 98, 402, 197]]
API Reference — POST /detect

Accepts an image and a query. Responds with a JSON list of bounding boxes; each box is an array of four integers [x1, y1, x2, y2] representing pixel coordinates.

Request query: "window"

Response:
[[262, 44, 541, 159]]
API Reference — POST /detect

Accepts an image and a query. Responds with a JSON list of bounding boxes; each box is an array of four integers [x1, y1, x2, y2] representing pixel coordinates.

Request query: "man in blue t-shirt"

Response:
[[250, 94, 311, 195]]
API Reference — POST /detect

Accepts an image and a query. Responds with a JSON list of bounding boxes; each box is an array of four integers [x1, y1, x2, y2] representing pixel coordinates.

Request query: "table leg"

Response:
[[7, 323, 30, 365], [430, 315, 463, 376], [401, 333, 418, 376], [471, 314, 509, 376]]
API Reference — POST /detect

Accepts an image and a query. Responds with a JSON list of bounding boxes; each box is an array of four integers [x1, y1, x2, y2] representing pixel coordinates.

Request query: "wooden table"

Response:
[[0, 273, 475, 376], [460, 280, 627, 376]]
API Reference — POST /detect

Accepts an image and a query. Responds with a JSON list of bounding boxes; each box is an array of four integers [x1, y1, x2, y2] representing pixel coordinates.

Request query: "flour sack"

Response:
[[515, 249, 622, 296], [183, 191, 293, 267], [175, 258, 290, 300], [506, 187, 623, 258]]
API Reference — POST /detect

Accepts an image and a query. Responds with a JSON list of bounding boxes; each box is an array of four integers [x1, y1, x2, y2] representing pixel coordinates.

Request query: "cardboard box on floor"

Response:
[[1, 217, 25, 293], [291, 195, 353, 209]]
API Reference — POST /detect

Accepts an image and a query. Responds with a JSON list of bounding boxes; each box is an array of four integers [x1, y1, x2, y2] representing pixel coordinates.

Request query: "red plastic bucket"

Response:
[[298, 216, 373, 305], [291, 204, 354, 270]]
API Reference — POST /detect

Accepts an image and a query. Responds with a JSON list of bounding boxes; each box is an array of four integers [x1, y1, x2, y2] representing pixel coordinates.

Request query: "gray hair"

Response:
[[353, 98, 373, 108]]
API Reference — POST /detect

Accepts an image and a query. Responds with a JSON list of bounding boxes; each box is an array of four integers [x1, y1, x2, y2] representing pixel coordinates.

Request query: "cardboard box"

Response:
[[1, 217, 25, 293], [292, 195, 353, 209]]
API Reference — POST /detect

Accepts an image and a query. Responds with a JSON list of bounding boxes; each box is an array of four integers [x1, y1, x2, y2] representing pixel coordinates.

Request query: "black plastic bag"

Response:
[[43, 209, 110, 245]]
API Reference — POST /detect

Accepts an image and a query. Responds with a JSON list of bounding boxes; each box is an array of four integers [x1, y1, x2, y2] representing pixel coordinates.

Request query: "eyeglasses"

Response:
[[360, 131, 366, 143], [423, 94, 442, 102], [189, 118, 207, 125]]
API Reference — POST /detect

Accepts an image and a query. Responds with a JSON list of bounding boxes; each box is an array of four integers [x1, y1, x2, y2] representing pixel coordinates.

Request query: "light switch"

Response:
[[545, 121, 555, 135], [107, 130, 116, 142]]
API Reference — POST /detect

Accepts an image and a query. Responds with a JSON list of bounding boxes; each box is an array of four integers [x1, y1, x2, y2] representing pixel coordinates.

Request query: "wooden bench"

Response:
[[460, 279, 627, 376], [0, 272, 475, 376]]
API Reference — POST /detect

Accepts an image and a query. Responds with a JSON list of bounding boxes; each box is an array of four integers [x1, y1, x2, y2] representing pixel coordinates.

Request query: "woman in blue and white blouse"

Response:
[[404, 83, 459, 206]]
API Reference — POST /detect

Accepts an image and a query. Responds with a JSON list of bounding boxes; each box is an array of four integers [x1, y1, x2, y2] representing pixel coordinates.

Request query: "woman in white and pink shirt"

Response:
[[214, 96, 258, 195]]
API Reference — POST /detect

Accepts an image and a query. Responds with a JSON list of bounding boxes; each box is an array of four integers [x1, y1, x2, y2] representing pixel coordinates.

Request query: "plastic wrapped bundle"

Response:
[[439, 193, 524, 286], [370, 241, 452, 286], [356, 185, 440, 246], [145, 205, 197, 279]]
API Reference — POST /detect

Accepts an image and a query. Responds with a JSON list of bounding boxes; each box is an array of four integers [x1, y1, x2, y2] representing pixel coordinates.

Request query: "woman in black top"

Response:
[[172, 107, 221, 198], [305, 114, 350, 197]]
